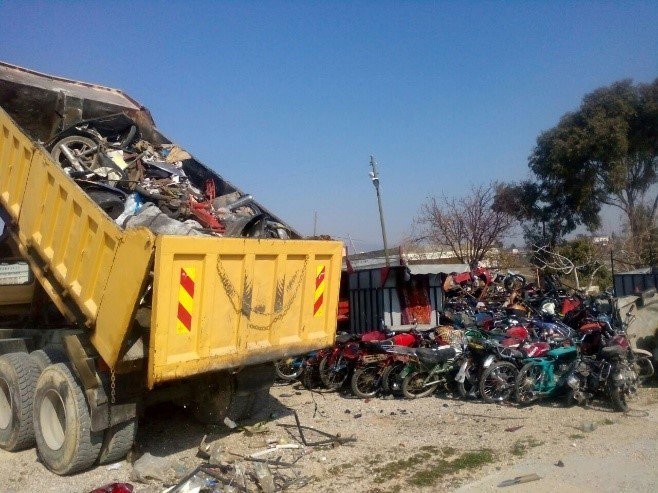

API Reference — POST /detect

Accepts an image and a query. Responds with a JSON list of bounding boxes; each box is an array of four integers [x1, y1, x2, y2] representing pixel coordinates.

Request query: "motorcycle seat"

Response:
[[415, 346, 457, 365], [600, 345, 626, 359], [336, 333, 356, 344], [363, 339, 393, 350], [385, 345, 417, 356]]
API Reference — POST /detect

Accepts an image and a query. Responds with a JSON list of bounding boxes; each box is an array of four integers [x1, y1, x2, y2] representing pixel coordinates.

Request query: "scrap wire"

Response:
[[277, 410, 357, 447], [227, 450, 300, 468]]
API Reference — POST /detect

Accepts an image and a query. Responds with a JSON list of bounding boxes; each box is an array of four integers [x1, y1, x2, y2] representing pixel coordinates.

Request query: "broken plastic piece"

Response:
[[253, 462, 275, 493], [498, 473, 541, 487]]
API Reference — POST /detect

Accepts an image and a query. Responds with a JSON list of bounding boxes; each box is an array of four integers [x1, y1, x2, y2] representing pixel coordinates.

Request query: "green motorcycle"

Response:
[[515, 345, 578, 405], [399, 345, 463, 399]]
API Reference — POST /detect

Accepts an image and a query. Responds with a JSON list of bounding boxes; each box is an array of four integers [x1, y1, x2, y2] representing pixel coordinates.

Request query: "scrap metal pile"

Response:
[[278, 270, 655, 412], [47, 114, 293, 239]]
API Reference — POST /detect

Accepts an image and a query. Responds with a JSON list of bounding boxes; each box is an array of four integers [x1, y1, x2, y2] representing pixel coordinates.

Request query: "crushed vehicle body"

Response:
[[0, 61, 342, 474]]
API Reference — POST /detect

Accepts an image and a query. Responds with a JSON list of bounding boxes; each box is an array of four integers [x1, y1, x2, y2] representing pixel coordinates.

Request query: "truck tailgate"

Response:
[[149, 236, 342, 387]]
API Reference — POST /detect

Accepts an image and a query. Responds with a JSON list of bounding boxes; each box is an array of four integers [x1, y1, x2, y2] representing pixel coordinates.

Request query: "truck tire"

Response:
[[97, 418, 137, 465], [191, 377, 244, 425], [0, 353, 38, 451], [33, 363, 103, 475], [30, 347, 68, 374], [242, 388, 270, 419]]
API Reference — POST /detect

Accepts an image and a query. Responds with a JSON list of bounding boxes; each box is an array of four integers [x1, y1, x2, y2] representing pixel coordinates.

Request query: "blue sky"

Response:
[[1, 1, 657, 251]]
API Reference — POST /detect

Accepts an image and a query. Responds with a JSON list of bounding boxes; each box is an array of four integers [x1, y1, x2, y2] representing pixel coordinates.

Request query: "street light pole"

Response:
[[369, 156, 390, 267]]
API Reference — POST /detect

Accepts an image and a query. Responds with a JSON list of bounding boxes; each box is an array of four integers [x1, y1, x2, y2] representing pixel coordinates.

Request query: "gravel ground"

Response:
[[1, 382, 657, 493]]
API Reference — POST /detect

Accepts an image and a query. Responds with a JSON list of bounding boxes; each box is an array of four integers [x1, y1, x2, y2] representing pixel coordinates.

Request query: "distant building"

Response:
[[592, 236, 610, 244], [343, 245, 467, 274]]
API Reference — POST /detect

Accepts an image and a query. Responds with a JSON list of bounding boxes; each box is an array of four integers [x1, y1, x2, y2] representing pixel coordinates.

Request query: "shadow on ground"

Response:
[[134, 392, 296, 458]]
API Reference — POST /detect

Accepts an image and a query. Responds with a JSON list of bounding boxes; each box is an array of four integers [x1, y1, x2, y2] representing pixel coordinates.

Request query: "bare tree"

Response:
[[532, 240, 609, 291], [415, 183, 516, 266]]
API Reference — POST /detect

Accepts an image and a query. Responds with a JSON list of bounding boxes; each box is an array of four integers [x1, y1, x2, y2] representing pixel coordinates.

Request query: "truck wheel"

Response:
[[192, 377, 239, 425], [97, 418, 137, 465], [30, 347, 68, 374], [33, 363, 103, 475], [242, 388, 270, 419], [0, 353, 38, 451]]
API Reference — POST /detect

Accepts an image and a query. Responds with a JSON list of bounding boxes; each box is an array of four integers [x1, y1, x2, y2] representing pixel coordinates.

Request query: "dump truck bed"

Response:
[[0, 62, 341, 386]]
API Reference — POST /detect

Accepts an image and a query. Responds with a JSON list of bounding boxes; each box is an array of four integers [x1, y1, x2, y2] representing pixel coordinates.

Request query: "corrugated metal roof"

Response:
[[407, 263, 469, 275], [617, 268, 652, 275]]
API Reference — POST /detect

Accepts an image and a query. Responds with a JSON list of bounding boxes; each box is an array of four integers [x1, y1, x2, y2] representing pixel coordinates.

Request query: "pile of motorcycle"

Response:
[[46, 113, 292, 239], [276, 275, 654, 413]]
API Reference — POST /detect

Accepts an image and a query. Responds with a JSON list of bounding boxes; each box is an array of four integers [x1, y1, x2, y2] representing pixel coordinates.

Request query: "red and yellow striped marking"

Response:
[[313, 265, 326, 317], [176, 267, 196, 334]]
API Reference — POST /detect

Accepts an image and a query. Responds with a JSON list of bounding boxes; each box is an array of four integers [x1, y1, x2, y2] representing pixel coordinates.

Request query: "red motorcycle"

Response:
[[566, 304, 654, 411], [319, 327, 426, 392], [300, 332, 370, 389], [349, 339, 430, 398]]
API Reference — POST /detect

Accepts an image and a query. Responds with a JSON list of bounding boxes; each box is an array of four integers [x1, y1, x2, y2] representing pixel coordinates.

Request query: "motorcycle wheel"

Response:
[[479, 361, 518, 404], [608, 381, 629, 412], [350, 365, 381, 399], [318, 355, 350, 390], [457, 363, 479, 399], [401, 371, 439, 399], [381, 361, 406, 395], [275, 358, 304, 381], [300, 365, 319, 390], [50, 135, 98, 170], [515, 363, 544, 405]]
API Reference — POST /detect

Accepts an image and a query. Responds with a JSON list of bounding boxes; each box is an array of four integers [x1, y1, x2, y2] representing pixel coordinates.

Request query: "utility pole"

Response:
[[369, 156, 390, 267], [313, 211, 317, 236]]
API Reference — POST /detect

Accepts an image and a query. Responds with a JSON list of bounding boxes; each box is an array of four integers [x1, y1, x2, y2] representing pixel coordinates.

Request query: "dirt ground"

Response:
[[1, 382, 657, 493]]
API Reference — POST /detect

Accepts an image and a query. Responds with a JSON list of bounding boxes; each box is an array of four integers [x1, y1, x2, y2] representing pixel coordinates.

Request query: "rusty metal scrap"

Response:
[[276, 410, 357, 448], [46, 114, 292, 239]]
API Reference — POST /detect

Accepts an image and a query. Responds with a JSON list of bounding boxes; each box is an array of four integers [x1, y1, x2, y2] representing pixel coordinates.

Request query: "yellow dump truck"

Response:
[[0, 62, 341, 474]]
